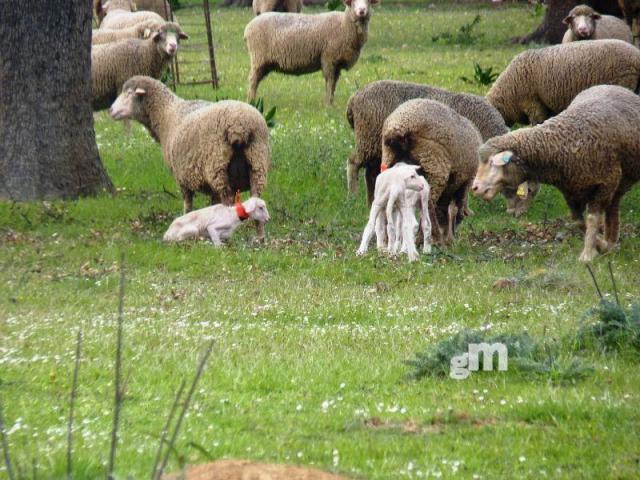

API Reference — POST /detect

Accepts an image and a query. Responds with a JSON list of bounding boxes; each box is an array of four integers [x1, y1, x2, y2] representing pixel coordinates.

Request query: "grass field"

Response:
[[2, 2, 640, 479]]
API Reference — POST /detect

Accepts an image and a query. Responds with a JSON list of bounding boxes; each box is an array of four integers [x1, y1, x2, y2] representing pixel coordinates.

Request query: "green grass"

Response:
[[2, 2, 640, 479]]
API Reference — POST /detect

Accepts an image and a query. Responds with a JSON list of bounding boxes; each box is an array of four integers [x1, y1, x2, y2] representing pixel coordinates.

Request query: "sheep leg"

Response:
[[322, 61, 340, 106], [400, 207, 419, 262], [580, 209, 605, 263], [603, 191, 627, 248], [374, 208, 387, 252], [181, 189, 194, 214], [446, 202, 458, 244], [385, 190, 400, 254], [248, 64, 268, 102], [346, 152, 360, 195], [357, 203, 383, 255], [205, 224, 224, 247], [365, 165, 378, 206], [393, 207, 403, 254], [420, 196, 432, 254]]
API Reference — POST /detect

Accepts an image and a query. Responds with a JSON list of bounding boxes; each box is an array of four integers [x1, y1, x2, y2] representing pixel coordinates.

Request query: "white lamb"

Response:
[[387, 174, 432, 256], [163, 197, 270, 245], [356, 164, 425, 262]]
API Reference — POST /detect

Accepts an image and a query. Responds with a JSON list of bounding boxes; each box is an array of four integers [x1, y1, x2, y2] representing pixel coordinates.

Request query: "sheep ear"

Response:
[[592, 13, 601, 20], [369, 0, 379, 4], [343, 0, 353, 6], [151, 31, 162, 42], [134, 88, 146, 97], [562, 15, 573, 25], [178, 30, 189, 40], [491, 151, 513, 167]]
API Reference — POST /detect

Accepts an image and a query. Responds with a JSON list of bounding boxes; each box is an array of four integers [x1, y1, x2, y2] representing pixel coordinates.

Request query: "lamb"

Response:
[[92, 20, 166, 45], [244, 0, 378, 106], [253, 0, 302, 15], [472, 85, 640, 262], [91, 22, 187, 111], [99, 4, 166, 30], [387, 173, 432, 257], [381, 99, 482, 245], [163, 197, 270, 245], [486, 39, 640, 127], [344, 80, 536, 217], [356, 163, 426, 262], [109, 76, 271, 238], [562, 5, 633, 44]]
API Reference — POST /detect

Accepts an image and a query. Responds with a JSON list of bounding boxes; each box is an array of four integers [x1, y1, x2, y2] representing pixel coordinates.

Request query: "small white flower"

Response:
[[519, 456, 526, 462]]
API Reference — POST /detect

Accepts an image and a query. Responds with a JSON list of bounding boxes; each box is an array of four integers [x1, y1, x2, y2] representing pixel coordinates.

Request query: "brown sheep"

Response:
[[473, 85, 640, 262], [382, 99, 482, 245]]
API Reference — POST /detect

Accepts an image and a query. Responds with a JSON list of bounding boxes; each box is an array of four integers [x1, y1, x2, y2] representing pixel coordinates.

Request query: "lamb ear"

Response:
[[178, 29, 189, 40], [134, 88, 146, 97], [591, 13, 601, 20], [369, 0, 379, 4], [562, 15, 573, 25], [490, 151, 513, 167], [151, 31, 161, 42], [343, 0, 353, 6]]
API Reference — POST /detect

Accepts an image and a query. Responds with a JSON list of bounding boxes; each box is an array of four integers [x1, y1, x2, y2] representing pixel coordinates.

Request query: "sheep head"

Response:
[[344, 0, 379, 22], [152, 22, 189, 57], [563, 5, 601, 39], [473, 147, 525, 201]]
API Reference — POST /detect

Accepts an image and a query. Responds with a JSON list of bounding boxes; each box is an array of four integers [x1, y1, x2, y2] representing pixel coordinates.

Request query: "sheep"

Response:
[[356, 163, 425, 262], [344, 80, 536, 217], [387, 173, 432, 256], [381, 99, 482, 246], [92, 20, 166, 45], [99, 4, 166, 30], [91, 22, 187, 111], [163, 197, 271, 245], [253, 0, 302, 15], [562, 5, 633, 44], [244, 0, 379, 106], [486, 39, 640, 127], [472, 85, 640, 263], [109, 76, 271, 239]]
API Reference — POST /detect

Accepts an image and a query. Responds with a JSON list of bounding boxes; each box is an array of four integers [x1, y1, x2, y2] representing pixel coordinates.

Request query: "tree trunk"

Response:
[[517, 0, 623, 44], [0, 0, 113, 201]]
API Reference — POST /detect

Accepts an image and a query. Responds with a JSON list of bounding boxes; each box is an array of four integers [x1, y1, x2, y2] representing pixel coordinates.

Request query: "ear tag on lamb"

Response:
[[380, 163, 388, 172], [491, 151, 513, 167], [516, 181, 528, 199], [143, 28, 151, 39]]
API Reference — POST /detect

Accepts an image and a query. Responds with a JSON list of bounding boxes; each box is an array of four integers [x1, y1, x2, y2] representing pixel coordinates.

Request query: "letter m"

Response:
[[467, 343, 508, 372]]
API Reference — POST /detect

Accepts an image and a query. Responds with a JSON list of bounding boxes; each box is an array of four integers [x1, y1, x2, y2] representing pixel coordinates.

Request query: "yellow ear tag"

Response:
[[143, 28, 151, 39], [516, 182, 528, 199]]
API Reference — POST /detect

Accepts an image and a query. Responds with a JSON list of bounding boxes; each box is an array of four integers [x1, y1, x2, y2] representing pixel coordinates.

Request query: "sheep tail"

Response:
[[384, 127, 412, 156], [225, 125, 253, 150]]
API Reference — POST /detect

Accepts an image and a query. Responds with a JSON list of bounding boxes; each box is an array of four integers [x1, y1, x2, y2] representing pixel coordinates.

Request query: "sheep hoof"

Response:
[[423, 244, 432, 254], [579, 249, 598, 263]]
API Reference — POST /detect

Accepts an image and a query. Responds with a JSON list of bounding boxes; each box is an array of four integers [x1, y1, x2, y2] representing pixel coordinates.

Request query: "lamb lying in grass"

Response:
[[163, 197, 270, 245], [356, 163, 426, 262]]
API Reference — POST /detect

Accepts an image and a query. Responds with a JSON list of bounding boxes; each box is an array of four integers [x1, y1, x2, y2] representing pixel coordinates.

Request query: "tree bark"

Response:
[[517, 0, 623, 44], [0, 0, 113, 201]]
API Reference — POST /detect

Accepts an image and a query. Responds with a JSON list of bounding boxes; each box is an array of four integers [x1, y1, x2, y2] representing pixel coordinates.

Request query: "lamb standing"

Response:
[[472, 85, 640, 262], [109, 76, 271, 239], [356, 164, 425, 262], [344, 80, 537, 216], [163, 197, 271, 245], [91, 22, 187, 111], [486, 39, 640, 126], [244, 0, 378, 105], [253, 0, 302, 15], [387, 173, 432, 256], [381, 99, 482, 245], [562, 5, 633, 44]]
